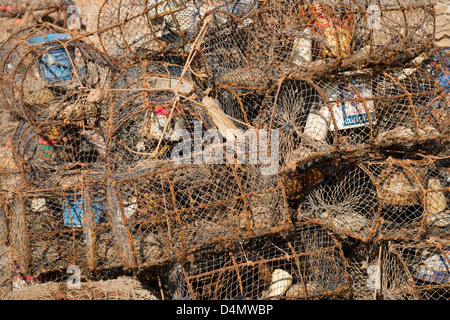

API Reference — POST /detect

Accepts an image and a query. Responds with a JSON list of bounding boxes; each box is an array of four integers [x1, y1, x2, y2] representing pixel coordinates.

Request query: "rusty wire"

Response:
[[389, 239, 450, 300]]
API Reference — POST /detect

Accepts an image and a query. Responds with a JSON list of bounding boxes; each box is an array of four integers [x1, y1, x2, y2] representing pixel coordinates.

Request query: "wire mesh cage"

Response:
[[1, 161, 289, 278], [359, 156, 450, 241], [172, 223, 349, 300], [105, 60, 205, 173], [0, 24, 118, 124], [345, 240, 415, 300], [97, 0, 260, 64], [389, 238, 450, 300], [198, 0, 435, 89], [298, 163, 379, 241], [5, 183, 134, 276], [111, 162, 290, 263], [11, 120, 106, 189]]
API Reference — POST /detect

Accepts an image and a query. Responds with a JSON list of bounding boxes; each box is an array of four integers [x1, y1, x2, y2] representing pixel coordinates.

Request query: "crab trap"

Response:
[[97, 0, 260, 63], [172, 223, 349, 300], [294, 155, 450, 242], [7, 186, 111, 275], [0, 25, 118, 124], [110, 162, 290, 263], [238, 64, 449, 171], [104, 60, 206, 173], [359, 156, 450, 241], [198, 0, 435, 88]]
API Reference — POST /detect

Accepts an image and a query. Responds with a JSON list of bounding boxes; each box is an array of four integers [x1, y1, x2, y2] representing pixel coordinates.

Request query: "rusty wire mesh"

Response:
[[0, 24, 118, 124], [0, 162, 289, 278], [171, 223, 349, 300], [294, 156, 450, 242], [0, 0, 449, 301], [389, 239, 450, 300], [104, 60, 203, 173], [97, 0, 259, 64], [198, 0, 435, 89], [359, 156, 450, 241]]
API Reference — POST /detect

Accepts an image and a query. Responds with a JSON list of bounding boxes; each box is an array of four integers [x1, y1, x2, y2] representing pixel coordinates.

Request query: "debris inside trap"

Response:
[[0, 0, 450, 300]]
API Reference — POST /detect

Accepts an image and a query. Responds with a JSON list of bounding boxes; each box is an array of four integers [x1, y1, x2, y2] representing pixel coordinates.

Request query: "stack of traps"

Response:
[[0, 0, 448, 300]]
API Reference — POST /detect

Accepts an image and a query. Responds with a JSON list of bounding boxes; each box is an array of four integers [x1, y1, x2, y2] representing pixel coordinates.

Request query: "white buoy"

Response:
[[303, 105, 331, 142], [265, 269, 293, 298]]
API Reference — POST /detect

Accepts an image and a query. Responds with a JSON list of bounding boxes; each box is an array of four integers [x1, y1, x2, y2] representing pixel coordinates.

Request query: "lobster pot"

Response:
[[423, 47, 450, 95], [11, 121, 106, 189], [359, 157, 450, 241], [345, 241, 414, 300], [210, 87, 265, 133], [106, 61, 208, 173], [251, 67, 447, 170], [111, 163, 290, 262], [0, 196, 8, 245], [199, 0, 434, 88], [0, 25, 118, 123], [175, 223, 349, 300], [6, 186, 110, 275], [373, 68, 449, 149], [97, 0, 259, 63], [298, 164, 379, 241], [390, 240, 450, 300]]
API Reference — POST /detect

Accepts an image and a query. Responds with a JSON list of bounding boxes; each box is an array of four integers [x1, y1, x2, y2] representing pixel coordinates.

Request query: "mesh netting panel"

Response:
[[390, 239, 450, 300], [174, 223, 348, 300], [97, 0, 259, 63], [0, 25, 118, 123], [199, 0, 434, 88]]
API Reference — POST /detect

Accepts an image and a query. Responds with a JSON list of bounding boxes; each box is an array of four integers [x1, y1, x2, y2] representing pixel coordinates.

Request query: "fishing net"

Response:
[[173, 223, 349, 300], [0, 276, 158, 300]]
